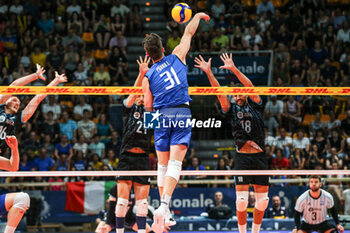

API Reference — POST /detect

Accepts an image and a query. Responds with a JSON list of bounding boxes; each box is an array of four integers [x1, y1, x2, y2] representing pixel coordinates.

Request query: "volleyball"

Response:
[[171, 3, 192, 24]]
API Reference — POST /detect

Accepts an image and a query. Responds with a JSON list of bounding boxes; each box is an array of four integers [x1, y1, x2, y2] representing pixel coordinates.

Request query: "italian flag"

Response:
[[65, 181, 115, 214]]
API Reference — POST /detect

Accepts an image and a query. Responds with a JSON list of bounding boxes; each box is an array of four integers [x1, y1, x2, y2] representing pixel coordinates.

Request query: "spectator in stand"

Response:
[[266, 195, 288, 219], [73, 96, 93, 121], [109, 30, 127, 54], [129, 3, 143, 35], [305, 144, 325, 169], [40, 111, 60, 140], [265, 95, 283, 126], [166, 30, 181, 52], [230, 26, 243, 51], [68, 12, 83, 36], [54, 154, 70, 171], [292, 129, 310, 153], [88, 135, 105, 158], [283, 95, 302, 131], [30, 46, 46, 68], [9, 0, 23, 15], [186, 156, 207, 181], [33, 147, 54, 171], [46, 44, 64, 71], [54, 135, 73, 160], [62, 29, 83, 49], [263, 109, 279, 136], [256, 0, 274, 16], [106, 131, 121, 156], [308, 40, 329, 65], [111, 13, 125, 35], [285, 7, 303, 33], [325, 147, 343, 169], [321, 58, 339, 86], [74, 62, 91, 85], [42, 96, 61, 120], [244, 26, 263, 53], [73, 150, 87, 171], [78, 109, 96, 141], [42, 134, 55, 156], [306, 62, 320, 87], [110, 0, 130, 18], [310, 112, 324, 137], [273, 127, 292, 158], [89, 153, 103, 170], [66, 0, 82, 16], [211, 0, 225, 20], [108, 46, 127, 84], [327, 129, 345, 158], [59, 111, 78, 141], [289, 148, 305, 170], [323, 25, 337, 60], [206, 191, 233, 219], [94, 14, 111, 49], [96, 113, 114, 142], [23, 131, 41, 154], [73, 135, 88, 157], [213, 157, 231, 188], [214, 13, 228, 32], [62, 44, 80, 80], [211, 28, 229, 51], [324, 111, 341, 133], [93, 63, 111, 85], [102, 149, 118, 170], [311, 129, 327, 155], [37, 11, 54, 35], [341, 110, 350, 139], [271, 148, 290, 170]]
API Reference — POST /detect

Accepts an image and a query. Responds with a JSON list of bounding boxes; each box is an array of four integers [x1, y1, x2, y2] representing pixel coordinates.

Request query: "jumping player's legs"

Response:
[[116, 180, 132, 233], [134, 182, 150, 233], [156, 150, 170, 197], [235, 184, 250, 233], [4, 192, 30, 233], [252, 184, 269, 233]]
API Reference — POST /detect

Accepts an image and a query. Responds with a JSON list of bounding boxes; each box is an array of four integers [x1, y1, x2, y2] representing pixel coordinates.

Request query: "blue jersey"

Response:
[[145, 54, 191, 109]]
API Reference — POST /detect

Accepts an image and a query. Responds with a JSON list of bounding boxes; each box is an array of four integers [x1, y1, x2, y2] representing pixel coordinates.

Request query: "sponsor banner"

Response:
[[0, 86, 349, 95], [187, 56, 270, 86]]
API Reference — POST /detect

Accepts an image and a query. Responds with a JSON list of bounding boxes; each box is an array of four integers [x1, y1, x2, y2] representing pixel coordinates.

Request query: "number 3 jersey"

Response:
[[225, 98, 265, 152], [145, 54, 191, 109], [119, 101, 151, 155], [0, 104, 22, 153], [295, 189, 334, 225]]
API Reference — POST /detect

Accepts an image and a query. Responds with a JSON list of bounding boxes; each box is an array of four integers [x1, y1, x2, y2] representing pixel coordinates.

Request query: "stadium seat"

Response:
[[242, 0, 254, 7], [338, 114, 346, 120], [302, 114, 315, 126], [321, 114, 331, 123]]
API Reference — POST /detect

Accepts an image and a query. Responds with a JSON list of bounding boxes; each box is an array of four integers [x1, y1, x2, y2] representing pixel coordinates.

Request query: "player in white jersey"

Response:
[[293, 176, 344, 233]]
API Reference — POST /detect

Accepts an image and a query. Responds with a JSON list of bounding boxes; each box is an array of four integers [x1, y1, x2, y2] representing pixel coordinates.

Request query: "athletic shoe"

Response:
[[152, 205, 167, 233], [165, 208, 176, 227]]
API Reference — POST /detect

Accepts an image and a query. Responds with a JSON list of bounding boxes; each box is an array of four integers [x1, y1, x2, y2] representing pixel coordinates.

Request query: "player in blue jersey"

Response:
[[142, 12, 210, 233], [194, 53, 269, 233], [0, 71, 67, 233]]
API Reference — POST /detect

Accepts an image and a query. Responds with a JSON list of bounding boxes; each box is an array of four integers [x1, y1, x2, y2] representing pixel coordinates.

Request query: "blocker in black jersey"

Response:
[[225, 98, 265, 152], [225, 98, 269, 186], [116, 100, 151, 185], [0, 104, 22, 154]]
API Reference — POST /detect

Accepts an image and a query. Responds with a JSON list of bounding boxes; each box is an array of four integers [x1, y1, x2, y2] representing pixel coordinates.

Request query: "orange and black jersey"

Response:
[[120, 101, 151, 155], [224, 98, 265, 152]]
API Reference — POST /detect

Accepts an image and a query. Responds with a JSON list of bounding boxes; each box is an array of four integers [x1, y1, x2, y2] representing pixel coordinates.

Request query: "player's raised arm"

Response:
[[0, 136, 19, 171], [124, 56, 150, 108], [220, 53, 261, 104], [172, 13, 210, 63], [142, 77, 153, 112], [0, 64, 46, 104], [194, 55, 230, 112], [22, 72, 67, 123]]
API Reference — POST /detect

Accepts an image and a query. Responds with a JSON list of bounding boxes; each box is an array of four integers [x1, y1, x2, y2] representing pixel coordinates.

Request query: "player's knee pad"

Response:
[[255, 192, 269, 211], [165, 160, 182, 182], [235, 191, 248, 212], [157, 163, 168, 187], [13, 192, 30, 211], [115, 198, 128, 217], [136, 199, 148, 217]]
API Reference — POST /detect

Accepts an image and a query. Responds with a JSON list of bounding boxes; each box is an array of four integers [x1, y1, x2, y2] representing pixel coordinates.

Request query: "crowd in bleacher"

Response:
[[0, 0, 349, 196]]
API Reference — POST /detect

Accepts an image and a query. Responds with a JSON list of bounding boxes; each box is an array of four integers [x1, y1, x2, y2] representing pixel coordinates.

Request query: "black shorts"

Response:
[[234, 152, 269, 186], [116, 152, 150, 185], [300, 220, 337, 233]]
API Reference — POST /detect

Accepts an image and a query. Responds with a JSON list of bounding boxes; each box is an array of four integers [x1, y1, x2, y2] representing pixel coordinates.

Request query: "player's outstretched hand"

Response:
[[5, 136, 18, 149], [337, 224, 344, 233], [196, 12, 210, 21], [54, 71, 68, 83], [194, 55, 212, 73], [219, 53, 236, 71], [137, 56, 151, 75], [36, 64, 46, 81]]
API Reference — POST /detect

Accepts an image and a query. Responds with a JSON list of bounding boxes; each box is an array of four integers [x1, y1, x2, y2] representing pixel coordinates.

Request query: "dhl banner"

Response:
[[0, 86, 350, 95]]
